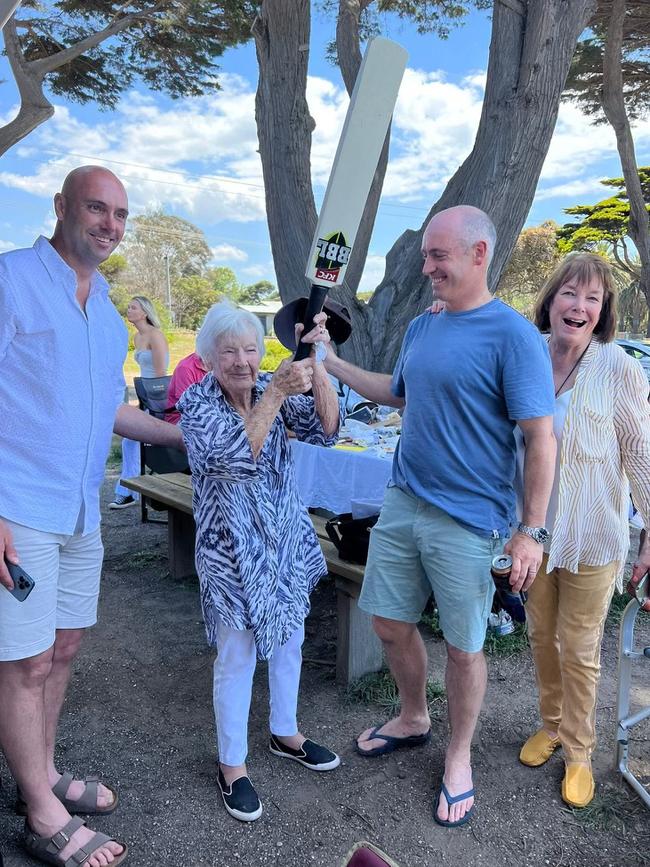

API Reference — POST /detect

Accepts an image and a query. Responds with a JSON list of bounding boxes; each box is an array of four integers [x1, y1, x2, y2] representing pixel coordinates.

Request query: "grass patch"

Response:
[[484, 622, 529, 657], [421, 605, 529, 657], [420, 607, 444, 640], [567, 784, 644, 835], [107, 438, 122, 467], [129, 550, 164, 568], [607, 591, 633, 626], [347, 669, 446, 719]]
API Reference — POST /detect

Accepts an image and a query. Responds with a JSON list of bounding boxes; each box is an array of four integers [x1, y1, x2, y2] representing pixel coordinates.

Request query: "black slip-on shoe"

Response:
[[269, 733, 341, 771], [217, 768, 263, 822]]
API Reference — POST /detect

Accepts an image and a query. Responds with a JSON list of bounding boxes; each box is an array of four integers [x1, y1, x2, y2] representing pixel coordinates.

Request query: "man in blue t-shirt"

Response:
[[321, 205, 556, 828]]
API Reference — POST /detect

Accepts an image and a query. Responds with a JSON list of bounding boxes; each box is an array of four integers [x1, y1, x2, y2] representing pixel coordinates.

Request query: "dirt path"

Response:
[[1, 470, 649, 866]]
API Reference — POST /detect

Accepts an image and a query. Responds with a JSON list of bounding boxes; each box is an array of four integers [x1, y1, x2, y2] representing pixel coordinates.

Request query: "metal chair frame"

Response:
[[615, 597, 650, 809], [133, 376, 189, 524]]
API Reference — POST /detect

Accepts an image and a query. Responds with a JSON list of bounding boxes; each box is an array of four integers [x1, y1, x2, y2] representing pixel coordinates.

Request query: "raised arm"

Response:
[[244, 359, 315, 458]]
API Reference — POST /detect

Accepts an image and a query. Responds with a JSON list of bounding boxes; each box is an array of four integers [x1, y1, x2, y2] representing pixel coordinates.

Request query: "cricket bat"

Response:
[[294, 36, 408, 361], [0, 1, 23, 30]]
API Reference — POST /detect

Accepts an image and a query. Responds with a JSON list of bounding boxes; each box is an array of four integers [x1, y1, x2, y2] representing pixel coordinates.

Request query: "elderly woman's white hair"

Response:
[[196, 300, 266, 366]]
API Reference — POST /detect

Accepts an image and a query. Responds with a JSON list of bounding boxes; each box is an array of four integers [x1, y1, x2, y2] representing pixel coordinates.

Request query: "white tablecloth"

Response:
[[290, 439, 392, 515]]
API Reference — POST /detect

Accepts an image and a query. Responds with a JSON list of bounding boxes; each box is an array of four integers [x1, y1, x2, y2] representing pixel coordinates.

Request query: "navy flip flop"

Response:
[[354, 723, 431, 757], [434, 781, 475, 828]]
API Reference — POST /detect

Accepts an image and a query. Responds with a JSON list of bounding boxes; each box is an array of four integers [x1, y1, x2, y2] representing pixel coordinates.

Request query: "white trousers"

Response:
[[114, 437, 141, 498], [213, 620, 304, 766]]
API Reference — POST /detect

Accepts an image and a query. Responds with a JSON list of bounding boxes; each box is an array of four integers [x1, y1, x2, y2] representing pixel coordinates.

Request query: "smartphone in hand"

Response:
[[3, 559, 35, 602]]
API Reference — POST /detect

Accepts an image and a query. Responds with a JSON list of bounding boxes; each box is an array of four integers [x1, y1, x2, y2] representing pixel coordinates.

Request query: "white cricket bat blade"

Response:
[[305, 37, 408, 289]]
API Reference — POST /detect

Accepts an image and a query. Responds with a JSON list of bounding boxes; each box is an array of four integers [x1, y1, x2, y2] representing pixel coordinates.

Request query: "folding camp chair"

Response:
[[615, 594, 650, 809], [133, 375, 189, 523]]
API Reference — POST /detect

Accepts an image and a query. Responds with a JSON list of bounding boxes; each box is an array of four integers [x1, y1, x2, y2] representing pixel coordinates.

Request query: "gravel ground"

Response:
[[1, 469, 649, 867]]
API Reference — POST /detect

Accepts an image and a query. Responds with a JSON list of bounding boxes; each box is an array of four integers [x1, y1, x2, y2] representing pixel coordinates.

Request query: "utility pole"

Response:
[[163, 250, 173, 324], [0, 1, 22, 30]]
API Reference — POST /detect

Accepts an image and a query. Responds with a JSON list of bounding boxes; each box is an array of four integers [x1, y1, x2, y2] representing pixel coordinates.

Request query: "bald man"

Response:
[[0, 166, 180, 866], [321, 206, 556, 827]]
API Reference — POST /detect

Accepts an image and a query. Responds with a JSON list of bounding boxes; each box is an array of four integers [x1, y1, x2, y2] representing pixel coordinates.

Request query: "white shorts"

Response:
[[0, 518, 104, 661]]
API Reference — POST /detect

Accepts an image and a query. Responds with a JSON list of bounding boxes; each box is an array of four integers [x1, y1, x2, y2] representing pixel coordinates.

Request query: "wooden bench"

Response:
[[122, 472, 382, 683]]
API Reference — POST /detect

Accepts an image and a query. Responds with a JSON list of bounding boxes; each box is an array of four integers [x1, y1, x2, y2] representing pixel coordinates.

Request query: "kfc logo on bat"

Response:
[[313, 231, 351, 283]]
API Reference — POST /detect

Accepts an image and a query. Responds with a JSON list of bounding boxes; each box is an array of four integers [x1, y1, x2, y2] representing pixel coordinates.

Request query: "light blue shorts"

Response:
[[359, 486, 500, 653]]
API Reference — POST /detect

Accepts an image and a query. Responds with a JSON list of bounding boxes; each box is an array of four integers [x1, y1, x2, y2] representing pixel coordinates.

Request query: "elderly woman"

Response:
[[516, 253, 650, 808], [177, 300, 342, 822]]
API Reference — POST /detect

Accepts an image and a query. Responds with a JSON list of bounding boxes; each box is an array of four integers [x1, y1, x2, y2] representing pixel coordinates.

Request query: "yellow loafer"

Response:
[[562, 762, 595, 808], [519, 729, 561, 767]]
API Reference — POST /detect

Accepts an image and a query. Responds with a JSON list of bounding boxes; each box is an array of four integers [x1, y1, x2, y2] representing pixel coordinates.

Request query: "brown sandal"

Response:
[[24, 816, 128, 866], [16, 773, 119, 816]]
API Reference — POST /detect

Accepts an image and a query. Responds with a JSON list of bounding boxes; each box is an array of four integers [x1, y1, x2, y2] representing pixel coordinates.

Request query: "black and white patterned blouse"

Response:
[[178, 372, 341, 659]]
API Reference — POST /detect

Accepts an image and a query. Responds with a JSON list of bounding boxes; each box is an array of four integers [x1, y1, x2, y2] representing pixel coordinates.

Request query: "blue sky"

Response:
[[1, 5, 648, 293]]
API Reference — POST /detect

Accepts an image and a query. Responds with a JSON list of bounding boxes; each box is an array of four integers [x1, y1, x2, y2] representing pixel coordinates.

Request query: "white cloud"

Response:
[[0, 240, 16, 252], [240, 263, 277, 282], [535, 176, 611, 203], [0, 74, 266, 224], [210, 243, 248, 263], [540, 102, 650, 184]]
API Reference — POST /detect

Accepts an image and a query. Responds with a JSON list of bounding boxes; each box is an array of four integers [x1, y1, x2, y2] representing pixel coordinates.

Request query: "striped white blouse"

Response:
[[547, 338, 650, 588]]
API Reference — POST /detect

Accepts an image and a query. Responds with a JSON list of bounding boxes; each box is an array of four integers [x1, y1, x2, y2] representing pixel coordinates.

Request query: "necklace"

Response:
[[553, 343, 589, 398]]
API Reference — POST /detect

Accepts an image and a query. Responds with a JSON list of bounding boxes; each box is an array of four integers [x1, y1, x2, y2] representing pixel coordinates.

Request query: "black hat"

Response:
[[273, 295, 353, 351]]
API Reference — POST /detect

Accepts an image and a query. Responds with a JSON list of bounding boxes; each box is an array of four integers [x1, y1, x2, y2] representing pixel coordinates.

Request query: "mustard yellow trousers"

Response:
[[526, 554, 617, 762]]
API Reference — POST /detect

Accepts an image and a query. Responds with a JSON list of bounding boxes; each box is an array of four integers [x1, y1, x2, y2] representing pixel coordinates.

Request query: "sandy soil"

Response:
[[1, 469, 649, 867]]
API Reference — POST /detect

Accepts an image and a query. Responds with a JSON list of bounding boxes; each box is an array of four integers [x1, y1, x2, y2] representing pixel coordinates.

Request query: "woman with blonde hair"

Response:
[[516, 252, 650, 807], [109, 296, 169, 508]]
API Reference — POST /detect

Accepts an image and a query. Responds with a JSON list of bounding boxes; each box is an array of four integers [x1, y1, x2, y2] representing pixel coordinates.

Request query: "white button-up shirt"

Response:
[[0, 236, 127, 535]]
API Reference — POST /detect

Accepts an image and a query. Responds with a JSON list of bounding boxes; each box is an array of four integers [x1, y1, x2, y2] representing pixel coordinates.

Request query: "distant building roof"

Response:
[[240, 300, 283, 315]]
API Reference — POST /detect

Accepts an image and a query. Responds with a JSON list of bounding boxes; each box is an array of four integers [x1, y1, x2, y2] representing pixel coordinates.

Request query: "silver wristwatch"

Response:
[[517, 522, 550, 544]]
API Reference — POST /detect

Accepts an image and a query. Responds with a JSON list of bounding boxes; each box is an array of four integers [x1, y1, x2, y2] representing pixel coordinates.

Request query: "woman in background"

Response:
[[109, 296, 169, 509]]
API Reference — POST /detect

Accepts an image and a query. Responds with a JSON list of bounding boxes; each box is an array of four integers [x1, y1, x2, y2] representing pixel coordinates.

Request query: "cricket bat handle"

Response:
[[293, 285, 329, 362]]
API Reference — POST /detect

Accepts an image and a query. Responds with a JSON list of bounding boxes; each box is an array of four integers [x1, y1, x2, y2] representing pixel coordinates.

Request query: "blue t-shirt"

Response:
[[391, 299, 554, 538]]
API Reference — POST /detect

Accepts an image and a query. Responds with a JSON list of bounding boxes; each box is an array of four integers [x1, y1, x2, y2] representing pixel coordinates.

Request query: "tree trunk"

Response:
[[601, 0, 650, 331], [361, 0, 598, 370], [0, 16, 54, 155], [253, 0, 317, 302], [255, 0, 597, 370]]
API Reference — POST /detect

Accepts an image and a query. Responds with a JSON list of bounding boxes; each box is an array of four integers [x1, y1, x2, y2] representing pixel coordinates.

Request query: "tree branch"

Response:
[[31, 3, 167, 76]]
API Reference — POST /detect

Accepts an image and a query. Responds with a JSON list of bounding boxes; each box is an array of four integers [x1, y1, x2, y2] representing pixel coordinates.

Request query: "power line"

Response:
[[15, 147, 432, 217]]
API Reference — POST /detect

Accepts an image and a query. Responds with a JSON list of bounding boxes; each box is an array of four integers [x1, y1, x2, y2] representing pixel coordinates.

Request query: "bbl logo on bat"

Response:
[[313, 231, 352, 284]]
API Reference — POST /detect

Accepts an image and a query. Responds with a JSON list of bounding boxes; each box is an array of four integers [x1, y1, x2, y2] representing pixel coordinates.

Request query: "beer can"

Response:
[[491, 554, 512, 580]]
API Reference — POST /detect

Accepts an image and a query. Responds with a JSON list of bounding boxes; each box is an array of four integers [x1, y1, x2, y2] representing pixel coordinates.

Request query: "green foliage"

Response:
[[123, 211, 212, 281], [98, 253, 128, 286], [606, 590, 634, 626], [320, 0, 490, 52], [206, 265, 241, 298], [563, 4, 650, 122], [173, 275, 218, 330], [260, 338, 291, 372], [12, 1, 258, 109], [483, 623, 529, 658], [421, 605, 529, 656], [557, 169, 650, 281], [347, 668, 446, 719], [237, 280, 277, 305], [497, 222, 562, 319]]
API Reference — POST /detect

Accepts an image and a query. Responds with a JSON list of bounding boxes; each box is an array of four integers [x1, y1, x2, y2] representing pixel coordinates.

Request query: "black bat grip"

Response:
[[293, 284, 328, 361]]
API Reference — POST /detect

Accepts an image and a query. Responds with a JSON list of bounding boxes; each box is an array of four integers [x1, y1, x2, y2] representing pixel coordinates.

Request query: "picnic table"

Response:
[[121, 472, 382, 683]]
